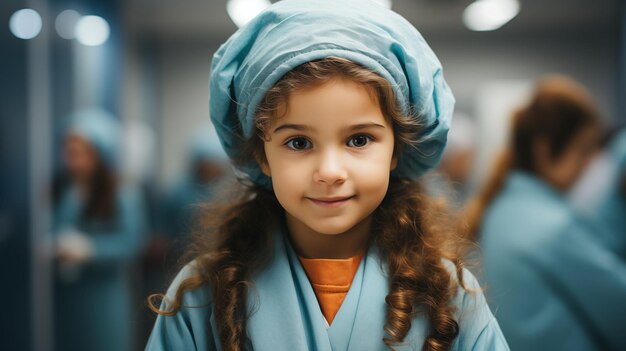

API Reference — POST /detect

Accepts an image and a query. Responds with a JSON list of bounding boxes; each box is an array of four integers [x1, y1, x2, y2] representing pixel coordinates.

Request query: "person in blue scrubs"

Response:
[[159, 128, 229, 262], [470, 76, 626, 350], [139, 128, 229, 341], [145, 0, 509, 350], [53, 109, 146, 351], [570, 127, 626, 258]]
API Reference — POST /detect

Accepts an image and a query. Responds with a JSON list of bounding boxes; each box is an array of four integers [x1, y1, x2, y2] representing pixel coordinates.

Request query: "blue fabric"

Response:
[[481, 171, 626, 351], [159, 128, 226, 250], [570, 129, 626, 257], [209, 0, 455, 187], [145, 227, 509, 350], [66, 108, 121, 168], [53, 185, 146, 351], [612, 129, 626, 172], [590, 130, 626, 256], [159, 179, 217, 243]]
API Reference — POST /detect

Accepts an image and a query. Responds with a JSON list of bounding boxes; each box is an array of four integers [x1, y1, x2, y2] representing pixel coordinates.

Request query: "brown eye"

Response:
[[286, 137, 312, 150], [347, 135, 371, 148]]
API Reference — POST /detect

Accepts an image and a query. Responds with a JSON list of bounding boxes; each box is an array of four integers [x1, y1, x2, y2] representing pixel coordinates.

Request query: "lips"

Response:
[[306, 195, 355, 208]]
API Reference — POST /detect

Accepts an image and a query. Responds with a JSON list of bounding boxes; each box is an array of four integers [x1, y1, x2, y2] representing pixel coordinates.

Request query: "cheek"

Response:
[[362, 170, 390, 195], [266, 157, 307, 202], [353, 158, 391, 200], [352, 142, 395, 170], [273, 172, 301, 196]]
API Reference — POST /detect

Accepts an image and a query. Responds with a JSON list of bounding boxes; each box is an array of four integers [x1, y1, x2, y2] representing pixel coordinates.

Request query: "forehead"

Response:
[[279, 78, 385, 124]]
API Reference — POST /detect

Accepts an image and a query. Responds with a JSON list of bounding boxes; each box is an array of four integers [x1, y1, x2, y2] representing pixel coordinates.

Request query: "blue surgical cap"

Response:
[[66, 108, 121, 169], [210, 0, 455, 187]]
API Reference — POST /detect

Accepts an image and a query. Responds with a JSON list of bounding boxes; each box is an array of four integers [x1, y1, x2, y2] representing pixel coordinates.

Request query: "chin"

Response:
[[306, 219, 360, 236]]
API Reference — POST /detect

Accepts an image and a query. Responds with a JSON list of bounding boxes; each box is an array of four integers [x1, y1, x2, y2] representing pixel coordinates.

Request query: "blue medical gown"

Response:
[[160, 177, 216, 243], [160, 129, 226, 245], [145, 227, 509, 350], [570, 130, 626, 257], [53, 185, 146, 351], [481, 171, 626, 351]]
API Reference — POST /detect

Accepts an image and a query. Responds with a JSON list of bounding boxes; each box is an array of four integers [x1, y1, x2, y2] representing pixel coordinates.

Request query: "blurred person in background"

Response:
[[569, 126, 626, 259], [465, 76, 626, 350], [157, 127, 229, 265], [118, 119, 163, 349], [427, 112, 477, 209], [52, 108, 146, 351], [139, 126, 230, 344]]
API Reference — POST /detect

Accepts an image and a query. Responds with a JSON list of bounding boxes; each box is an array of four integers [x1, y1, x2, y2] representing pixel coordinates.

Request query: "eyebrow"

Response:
[[272, 124, 313, 134], [272, 122, 386, 134], [347, 123, 386, 131]]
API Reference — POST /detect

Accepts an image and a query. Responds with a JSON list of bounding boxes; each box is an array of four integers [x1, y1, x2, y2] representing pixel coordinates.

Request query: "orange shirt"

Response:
[[297, 253, 364, 325]]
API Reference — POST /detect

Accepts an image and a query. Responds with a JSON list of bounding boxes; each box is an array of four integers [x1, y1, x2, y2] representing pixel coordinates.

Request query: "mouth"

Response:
[[306, 195, 355, 208]]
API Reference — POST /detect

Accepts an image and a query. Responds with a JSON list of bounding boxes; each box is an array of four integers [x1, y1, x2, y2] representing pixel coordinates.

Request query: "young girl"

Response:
[[146, 0, 508, 350], [467, 76, 626, 350]]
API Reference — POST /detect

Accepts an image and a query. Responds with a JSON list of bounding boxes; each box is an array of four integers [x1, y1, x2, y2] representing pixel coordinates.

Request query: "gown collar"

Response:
[[246, 225, 393, 350]]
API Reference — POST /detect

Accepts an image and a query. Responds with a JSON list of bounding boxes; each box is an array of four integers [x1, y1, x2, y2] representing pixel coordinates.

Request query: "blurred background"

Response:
[[1, 0, 624, 350]]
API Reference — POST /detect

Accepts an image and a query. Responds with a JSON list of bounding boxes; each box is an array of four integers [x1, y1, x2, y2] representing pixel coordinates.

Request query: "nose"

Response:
[[313, 148, 348, 184]]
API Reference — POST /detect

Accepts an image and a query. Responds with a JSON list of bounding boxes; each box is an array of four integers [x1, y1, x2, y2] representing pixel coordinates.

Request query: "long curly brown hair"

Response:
[[149, 57, 467, 351]]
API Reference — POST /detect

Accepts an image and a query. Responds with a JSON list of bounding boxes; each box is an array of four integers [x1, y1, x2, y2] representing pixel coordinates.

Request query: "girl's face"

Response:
[[261, 78, 397, 236]]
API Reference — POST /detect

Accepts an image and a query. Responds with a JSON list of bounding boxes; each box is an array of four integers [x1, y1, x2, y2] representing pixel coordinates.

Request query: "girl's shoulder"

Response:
[[162, 259, 213, 308], [145, 260, 216, 351], [443, 261, 510, 350], [441, 260, 488, 320], [448, 264, 490, 324]]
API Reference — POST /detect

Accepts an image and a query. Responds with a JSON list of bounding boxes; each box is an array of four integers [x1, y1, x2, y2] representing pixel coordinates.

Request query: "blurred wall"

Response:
[[432, 30, 618, 122], [0, 1, 33, 350], [121, 39, 223, 185], [618, 1, 626, 121]]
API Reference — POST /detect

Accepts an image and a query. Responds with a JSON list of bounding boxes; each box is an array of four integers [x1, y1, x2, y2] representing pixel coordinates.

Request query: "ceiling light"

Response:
[[55, 10, 80, 39], [75, 15, 110, 46], [9, 8, 42, 40], [226, 0, 271, 28], [463, 0, 520, 32]]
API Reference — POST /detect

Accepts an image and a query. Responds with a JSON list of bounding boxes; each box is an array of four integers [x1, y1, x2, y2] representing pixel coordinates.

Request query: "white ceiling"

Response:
[[123, 0, 621, 41]]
